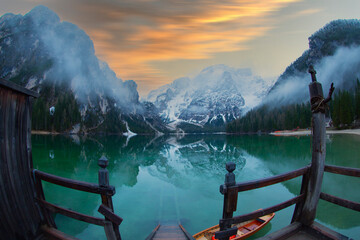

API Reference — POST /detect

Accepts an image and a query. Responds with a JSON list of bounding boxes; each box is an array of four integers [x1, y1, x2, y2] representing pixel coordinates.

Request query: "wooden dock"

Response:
[[146, 222, 195, 240]]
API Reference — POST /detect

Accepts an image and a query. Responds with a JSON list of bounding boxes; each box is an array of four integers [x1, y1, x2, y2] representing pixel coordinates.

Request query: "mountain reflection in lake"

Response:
[[32, 134, 360, 240]]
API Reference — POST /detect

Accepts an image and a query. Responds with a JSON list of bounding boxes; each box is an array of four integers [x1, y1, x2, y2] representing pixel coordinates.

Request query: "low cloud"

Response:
[[266, 46, 360, 105]]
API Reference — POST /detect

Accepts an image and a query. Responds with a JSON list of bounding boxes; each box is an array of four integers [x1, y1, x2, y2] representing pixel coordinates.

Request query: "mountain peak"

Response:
[[25, 5, 60, 27]]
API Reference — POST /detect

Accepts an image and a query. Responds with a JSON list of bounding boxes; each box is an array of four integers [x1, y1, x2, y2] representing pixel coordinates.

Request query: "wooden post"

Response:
[[219, 162, 238, 240], [297, 66, 327, 225], [98, 156, 121, 240], [33, 170, 57, 228]]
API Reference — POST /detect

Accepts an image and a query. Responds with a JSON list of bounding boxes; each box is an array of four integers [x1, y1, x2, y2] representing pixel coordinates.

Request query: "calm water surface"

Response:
[[32, 134, 360, 239]]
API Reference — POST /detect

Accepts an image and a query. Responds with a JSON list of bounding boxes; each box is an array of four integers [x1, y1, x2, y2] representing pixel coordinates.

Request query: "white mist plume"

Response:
[[266, 46, 360, 105], [25, 6, 140, 110]]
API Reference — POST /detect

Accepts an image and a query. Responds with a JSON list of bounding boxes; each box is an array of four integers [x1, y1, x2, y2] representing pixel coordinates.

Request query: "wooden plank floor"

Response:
[[258, 222, 351, 240], [151, 224, 188, 240]]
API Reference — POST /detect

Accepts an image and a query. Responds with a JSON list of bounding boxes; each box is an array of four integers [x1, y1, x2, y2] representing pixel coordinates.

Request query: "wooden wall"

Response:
[[0, 78, 42, 239]]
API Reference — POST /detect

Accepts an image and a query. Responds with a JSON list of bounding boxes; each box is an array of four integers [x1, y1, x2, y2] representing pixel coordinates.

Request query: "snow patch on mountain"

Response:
[[146, 64, 271, 127]]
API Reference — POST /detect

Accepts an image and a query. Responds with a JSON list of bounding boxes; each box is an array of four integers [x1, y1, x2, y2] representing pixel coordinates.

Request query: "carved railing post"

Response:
[[98, 156, 121, 240], [296, 66, 334, 225], [218, 162, 238, 240]]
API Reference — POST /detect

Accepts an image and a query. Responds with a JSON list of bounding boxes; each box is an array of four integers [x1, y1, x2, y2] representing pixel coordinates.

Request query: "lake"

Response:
[[32, 134, 360, 239]]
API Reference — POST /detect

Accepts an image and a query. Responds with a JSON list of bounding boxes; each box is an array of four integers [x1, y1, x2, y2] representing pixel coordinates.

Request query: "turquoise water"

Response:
[[32, 134, 360, 239]]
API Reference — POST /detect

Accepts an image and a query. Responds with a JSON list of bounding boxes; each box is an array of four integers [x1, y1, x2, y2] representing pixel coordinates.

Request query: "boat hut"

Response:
[[0, 78, 42, 239]]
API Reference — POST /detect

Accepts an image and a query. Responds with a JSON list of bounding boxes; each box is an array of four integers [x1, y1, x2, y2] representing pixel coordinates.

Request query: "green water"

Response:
[[32, 134, 360, 239]]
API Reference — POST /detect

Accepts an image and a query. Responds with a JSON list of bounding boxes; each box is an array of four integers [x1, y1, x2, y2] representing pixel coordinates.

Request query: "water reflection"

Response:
[[32, 134, 360, 239]]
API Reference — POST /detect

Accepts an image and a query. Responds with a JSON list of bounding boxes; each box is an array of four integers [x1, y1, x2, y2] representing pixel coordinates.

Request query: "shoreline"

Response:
[[270, 129, 360, 136], [31, 130, 60, 135], [32, 129, 360, 136]]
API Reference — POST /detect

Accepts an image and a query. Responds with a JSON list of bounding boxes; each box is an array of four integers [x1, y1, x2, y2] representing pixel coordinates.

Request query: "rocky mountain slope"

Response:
[[147, 64, 271, 132], [0, 5, 166, 134]]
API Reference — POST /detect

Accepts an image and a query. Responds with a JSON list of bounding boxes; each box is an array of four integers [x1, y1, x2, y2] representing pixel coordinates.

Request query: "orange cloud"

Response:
[[76, 0, 301, 95]]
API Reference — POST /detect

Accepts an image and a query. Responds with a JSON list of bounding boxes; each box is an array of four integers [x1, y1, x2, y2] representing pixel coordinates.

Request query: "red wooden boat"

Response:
[[193, 213, 275, 240]]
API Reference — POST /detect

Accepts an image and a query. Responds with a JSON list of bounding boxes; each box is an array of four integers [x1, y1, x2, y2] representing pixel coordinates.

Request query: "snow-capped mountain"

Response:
[[147, 64, 271, 131]]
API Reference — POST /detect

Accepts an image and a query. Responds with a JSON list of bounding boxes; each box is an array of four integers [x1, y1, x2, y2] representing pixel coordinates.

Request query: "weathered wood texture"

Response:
[[33, 169, 115, 196], [37, 198, 108, 226], [256, 222, 303, 240], [41, 225, 80, 240], [220, 194, 305, 227], [233, 166, 310, 192], [320, 192, 360, 212], [146, 224, 192, 240], [324, 164, 360, 177], [0, 79, 42, 239], [308, 221, 351, 240], [257, 221, 351, 240], [98, 156, 122, 240], [298, 80, 327, 225], [322, 164, 360, 211], [179, 224, 196, 240]]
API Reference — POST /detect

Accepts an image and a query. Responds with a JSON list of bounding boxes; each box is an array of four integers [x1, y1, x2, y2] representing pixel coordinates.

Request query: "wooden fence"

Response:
[[32, 156, 123, 240], [214, 163, 310, 240], [321, 164, 360, 211], [214, 66, 360, 240]]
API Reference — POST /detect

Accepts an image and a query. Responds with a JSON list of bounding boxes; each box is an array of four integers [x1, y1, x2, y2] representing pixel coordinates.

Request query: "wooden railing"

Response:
[[320, 164, 360, 212], [214, 67, 359, 240], [214, 163, 310, 240], [32, 156, 122, 240]]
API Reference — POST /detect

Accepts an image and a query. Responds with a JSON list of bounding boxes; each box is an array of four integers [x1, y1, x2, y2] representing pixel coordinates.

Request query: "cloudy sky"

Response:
[[1, 0, 359, 96]]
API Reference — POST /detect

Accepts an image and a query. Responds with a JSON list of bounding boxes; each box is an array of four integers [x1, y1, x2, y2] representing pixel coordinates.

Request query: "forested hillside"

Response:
[[226, 79, 360, 133], [330, 79, 360, 128]]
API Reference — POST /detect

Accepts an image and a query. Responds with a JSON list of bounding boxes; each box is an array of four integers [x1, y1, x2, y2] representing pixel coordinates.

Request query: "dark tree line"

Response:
[[330, 79, 360, 128], [227, 79, 360, 133], [32, 82, 81, 132], [226, 103, 312, 133]]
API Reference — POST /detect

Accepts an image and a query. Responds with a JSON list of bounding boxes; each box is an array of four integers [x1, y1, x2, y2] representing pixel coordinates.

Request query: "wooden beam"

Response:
[[145, 224, 160, 240], [0, 78, 39, 98], [256, 222, 302, 240], [41, 225, 80, 240], [179, 224, 196, 240], [298, 71, 327, 225], [308, 221, 351, 240], [37, 198, 107, 226], [320, 192, 360, 212], [33, 170, 115, 196], [234, 166, 309, 192], [221, 194, 305, 226], [98, 204, 123, 225], [98, 156, 122, 240], [214, 227, 238, 240], [291, 170, 310, 223], [299, 112, 326, 225], [324, 164, 360, 177]]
